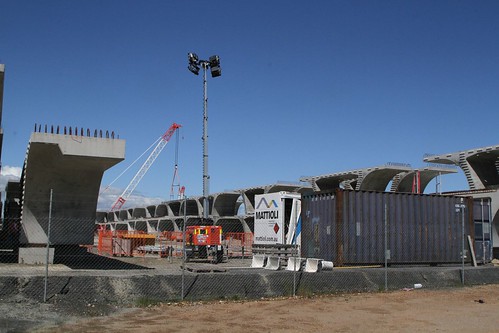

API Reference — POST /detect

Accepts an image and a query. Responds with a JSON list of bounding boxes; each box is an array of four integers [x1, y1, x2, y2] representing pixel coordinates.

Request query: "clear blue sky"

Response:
[[1, 1, 498, 209]]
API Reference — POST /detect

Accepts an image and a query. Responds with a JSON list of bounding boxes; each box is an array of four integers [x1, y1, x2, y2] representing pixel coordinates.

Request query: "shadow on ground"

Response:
[[53, 246, 153, 270]]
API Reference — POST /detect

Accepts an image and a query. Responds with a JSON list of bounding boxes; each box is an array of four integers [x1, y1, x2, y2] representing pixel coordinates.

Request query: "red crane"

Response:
[[111, 123, 181, 211]]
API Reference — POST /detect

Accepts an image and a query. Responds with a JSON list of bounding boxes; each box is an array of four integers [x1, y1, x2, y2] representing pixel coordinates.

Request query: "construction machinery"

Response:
[[185, 225, 225, 264], [110, 122, 181, 211]]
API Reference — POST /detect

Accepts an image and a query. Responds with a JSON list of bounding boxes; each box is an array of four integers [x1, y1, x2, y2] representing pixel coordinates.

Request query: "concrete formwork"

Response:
[[19, 129, 125, 246]]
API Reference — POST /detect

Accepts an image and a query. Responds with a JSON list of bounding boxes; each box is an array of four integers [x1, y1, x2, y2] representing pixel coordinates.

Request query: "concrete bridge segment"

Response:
[[19, 127, 124, 246]]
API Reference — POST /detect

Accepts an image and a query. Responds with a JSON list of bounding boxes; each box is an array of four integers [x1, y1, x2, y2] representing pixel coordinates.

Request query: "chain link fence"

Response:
[[0, 193, 496, 308]]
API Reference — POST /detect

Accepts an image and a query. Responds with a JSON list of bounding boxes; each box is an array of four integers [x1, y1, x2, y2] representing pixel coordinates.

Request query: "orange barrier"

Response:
[[97, 230, 255, 259], [98, 230, 156, 257], [158, 231, 184, 258], [224, 232, 253, 258]]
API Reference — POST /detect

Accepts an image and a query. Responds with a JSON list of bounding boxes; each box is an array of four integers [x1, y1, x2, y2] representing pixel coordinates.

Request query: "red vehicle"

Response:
[[185, 225, 225, 263]]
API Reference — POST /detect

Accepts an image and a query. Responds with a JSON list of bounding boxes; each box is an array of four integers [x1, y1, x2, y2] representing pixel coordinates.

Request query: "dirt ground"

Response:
[[33, 284, 499, 333]]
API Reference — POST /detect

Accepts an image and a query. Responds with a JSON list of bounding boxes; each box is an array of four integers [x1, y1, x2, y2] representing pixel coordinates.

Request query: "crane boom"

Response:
[[111, 122, 181, 211]]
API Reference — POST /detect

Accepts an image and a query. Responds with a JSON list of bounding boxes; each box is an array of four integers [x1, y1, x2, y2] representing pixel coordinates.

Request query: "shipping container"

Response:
[[300, 189, 492, 266]]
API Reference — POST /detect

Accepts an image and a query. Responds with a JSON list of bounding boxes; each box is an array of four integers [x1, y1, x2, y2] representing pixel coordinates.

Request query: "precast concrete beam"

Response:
[[158, 219, 179, 232], [214, 217, 246, 233], [167, 201, 181, 216], [146, 220, 158, 233], [20, 131, 125, 245], [302, 172, 359, 191], [132, 207, 149, 219], [146, 205, 156, 218], [106, 211, 118, 222], [133, 220, 148, 233], [185, 198, 202, 216], [240, 188, 265, 215], [211, 192, 240, 217], [118, 209, 131, 221], [95, 211, 107, 223], [357, 166, 412, 191], [395, 168, 457, 193], [155, 204, 169, 217], [424, 145, 499, 190], [264, 183, 312, 194]]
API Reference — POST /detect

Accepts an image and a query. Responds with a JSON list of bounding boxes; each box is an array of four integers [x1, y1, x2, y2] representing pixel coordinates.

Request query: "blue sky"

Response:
[[1, 1, 498, 210]]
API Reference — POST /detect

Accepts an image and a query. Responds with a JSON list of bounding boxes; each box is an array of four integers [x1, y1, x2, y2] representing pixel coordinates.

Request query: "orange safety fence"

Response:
[[158, 231, 184, 258], [97, 230, 255, 259], [224, 232, 253, 258], [97, 230, 156, 257]]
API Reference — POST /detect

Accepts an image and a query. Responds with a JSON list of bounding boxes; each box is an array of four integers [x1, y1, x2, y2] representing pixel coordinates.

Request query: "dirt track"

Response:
[[34, 284, 499, 333]]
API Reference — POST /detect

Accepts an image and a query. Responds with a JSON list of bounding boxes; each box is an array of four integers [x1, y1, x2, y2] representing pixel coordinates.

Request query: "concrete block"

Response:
[[286, 257, 304, 271], [18, 247, 54, 265], [305, 258, 322, 273], [251, 254, 267, 268]]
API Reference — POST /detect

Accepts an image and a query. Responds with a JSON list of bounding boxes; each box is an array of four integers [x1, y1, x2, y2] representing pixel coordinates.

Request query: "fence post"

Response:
[[181, 195, 187, 300], [461, 200, 465, 285], [384, 203, 388, 291], [455, 199, 466, 285], [44, 189, 53, 303], [293, 244, 297, 297]]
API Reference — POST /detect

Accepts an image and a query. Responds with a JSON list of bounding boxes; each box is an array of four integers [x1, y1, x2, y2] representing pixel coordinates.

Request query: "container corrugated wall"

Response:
[[301, 189, 473, 266]]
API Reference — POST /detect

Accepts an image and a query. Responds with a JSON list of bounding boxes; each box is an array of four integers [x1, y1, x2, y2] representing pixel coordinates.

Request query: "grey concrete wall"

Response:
[[20, 131, 125, 245]]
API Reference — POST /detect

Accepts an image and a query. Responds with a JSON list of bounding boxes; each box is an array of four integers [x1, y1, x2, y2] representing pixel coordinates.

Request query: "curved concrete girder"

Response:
[[96, 211, 107, 223], [176, 217, 208, 229], [185, 198, 202, 216], [155, 204, 169, 217], [147, 219, 158, 233], [134, 220, 148, 233], [158, 219, 179, 232], [146, 205, 156, 218], [20, 132, 124, 245], [212, 192, 240, 217], [467, 152, 499, 189], [264, 183, 312, 194], [396, 169, 457, 193], [106, 211, 118, 222], [132, 207, 149, 219], [241, 188, 265, 215], [112, 222, 130, 232], [358, 167, 412, 191], [119, 209, 132, 221], [424, 145, 499, 190], [200, 196, 214, 216], [214, 217, 246, 233], [243, 216, 255, 233], [167, 201, 181, 216], [314, 174, 358, 191]]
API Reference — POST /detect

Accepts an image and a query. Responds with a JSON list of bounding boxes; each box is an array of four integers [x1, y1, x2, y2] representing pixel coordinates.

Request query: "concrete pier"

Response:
[[18, 128, 125, 246]]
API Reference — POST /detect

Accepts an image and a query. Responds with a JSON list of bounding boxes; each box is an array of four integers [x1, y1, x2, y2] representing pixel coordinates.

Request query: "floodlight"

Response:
[[210, 65, 221, 78], [188, 52, 199, 65], [188, 63, 200, 75], [209, 55, 221, 77], [209, 55, 220, 67]]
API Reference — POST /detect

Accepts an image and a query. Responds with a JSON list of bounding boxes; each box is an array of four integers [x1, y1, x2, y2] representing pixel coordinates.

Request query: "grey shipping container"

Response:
[[300, 189, 486, 266]]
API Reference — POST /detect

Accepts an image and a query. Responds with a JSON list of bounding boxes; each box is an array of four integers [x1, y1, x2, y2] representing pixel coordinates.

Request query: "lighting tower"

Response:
[[187, 52, 222, 219]]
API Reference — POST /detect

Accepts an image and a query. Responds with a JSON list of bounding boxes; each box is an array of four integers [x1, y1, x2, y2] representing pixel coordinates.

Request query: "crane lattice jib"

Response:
[[111, 123, 181, 211]]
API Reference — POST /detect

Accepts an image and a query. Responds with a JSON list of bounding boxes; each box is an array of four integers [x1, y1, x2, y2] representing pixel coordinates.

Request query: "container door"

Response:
[[473, 198, 493, 264]]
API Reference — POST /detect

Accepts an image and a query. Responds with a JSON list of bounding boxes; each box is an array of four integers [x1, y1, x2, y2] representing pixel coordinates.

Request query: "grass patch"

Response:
[[135, 297, 162, 307]]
